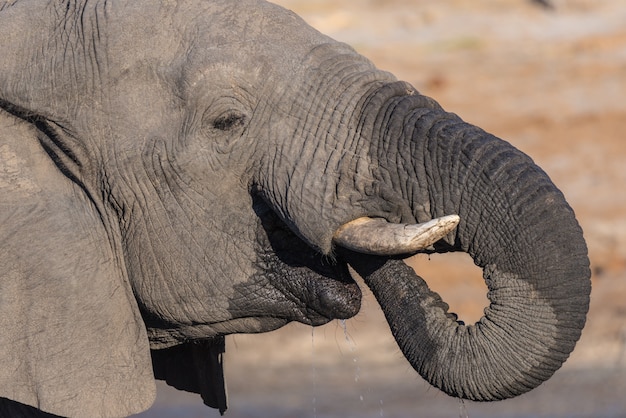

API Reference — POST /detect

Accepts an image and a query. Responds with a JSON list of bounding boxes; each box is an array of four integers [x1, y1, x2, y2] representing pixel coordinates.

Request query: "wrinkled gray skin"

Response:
[[0, 1, 590, 417]]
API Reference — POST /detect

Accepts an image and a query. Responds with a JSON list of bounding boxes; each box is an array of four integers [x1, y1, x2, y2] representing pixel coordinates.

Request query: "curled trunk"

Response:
[[348, 82, 591, 401]]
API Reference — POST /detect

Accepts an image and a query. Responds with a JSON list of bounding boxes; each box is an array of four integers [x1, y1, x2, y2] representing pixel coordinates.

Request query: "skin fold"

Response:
[[0, 0, 590, 417]]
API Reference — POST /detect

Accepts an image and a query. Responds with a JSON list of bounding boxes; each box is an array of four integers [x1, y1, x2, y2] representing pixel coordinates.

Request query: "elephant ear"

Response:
[[0, 111, 156, 416]]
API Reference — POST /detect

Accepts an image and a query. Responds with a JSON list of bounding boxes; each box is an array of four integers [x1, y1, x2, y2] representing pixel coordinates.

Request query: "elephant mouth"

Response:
[[253, 196, 459, 326], [253, 199, 362, 325]]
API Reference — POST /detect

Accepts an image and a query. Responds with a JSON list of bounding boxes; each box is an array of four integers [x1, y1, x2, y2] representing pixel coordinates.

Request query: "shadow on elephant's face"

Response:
[[238, 195, 362, 326]]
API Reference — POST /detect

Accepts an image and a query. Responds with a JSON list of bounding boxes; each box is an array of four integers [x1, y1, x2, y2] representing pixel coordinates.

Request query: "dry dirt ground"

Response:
[[136, 1, 626, 417]]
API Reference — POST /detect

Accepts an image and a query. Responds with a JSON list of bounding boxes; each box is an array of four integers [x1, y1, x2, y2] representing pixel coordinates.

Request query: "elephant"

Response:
[[0, 0, 591, 417]]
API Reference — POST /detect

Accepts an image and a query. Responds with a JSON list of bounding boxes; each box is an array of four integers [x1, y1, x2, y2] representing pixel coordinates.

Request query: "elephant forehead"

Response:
[[175, 5, 333, 78], [106, 0, 335, 103], [179, 0, 328, 50]]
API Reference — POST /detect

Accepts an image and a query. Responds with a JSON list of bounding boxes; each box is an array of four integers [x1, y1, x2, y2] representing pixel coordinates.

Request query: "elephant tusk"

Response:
[[333, 215, 460, 256]]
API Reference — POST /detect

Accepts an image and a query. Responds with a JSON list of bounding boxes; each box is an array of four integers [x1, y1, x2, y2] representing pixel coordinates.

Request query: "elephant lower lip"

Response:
[[317, 274, 362, 319], [296, 259, 362, 324]]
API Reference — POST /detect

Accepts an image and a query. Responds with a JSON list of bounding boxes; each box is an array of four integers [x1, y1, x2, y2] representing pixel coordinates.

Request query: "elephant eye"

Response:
[[213, 112, 246, 131]]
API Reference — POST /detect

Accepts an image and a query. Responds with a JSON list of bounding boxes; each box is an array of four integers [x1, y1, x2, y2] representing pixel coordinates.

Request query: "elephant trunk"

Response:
[[350, 82, 591, 401]]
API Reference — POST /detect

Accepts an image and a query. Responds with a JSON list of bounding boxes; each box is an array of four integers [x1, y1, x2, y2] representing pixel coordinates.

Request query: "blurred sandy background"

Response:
[[136, 1, 626, 416]]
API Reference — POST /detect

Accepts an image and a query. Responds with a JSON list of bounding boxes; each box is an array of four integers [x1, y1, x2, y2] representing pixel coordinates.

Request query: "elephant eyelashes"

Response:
[[212, 112, 246, 131], [200, 109, 248, 153]]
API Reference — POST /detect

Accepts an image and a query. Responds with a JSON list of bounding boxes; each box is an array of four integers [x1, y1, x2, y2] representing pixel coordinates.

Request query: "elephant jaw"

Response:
[[333, 215, 460, 256]]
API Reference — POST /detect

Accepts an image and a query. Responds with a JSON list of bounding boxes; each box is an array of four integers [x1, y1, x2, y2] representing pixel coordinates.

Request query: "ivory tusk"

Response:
[[333, 215, 460, 256]]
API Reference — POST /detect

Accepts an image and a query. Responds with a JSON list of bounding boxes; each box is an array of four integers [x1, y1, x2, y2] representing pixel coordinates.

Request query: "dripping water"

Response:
[[459, 398, 469, 418], [340, 319, 361, 391], [339, 320, 386, 416], [311, 326, 317, 418]]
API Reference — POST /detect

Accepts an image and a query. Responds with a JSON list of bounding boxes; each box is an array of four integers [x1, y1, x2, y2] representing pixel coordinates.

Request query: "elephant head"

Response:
[[0, 0, 590, 416]]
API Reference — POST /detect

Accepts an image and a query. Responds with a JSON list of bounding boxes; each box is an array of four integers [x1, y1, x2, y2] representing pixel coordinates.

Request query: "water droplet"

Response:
[[458, 398, 469, 418], [339, 320, 366, 406], [311, 326, 317, 418]]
